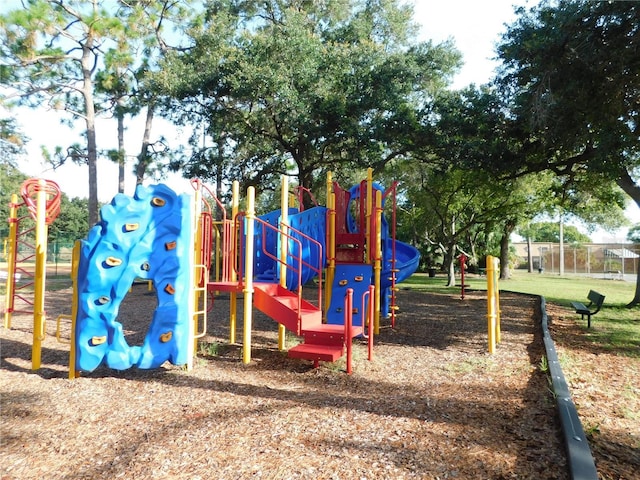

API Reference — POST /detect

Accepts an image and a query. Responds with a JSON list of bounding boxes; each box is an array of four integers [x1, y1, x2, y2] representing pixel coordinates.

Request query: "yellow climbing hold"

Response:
[[125, 223, 139, 232], [160, 331, 173, 343], [90, 336, 107, 346], [151, 197, 166, 207], [339, 279, 348, 286], [105, 256, 122, 267], [354, 275, 363, 282]]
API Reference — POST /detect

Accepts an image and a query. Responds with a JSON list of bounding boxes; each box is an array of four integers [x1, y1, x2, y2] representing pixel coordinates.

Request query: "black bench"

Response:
[[570, 290, 605, 328]]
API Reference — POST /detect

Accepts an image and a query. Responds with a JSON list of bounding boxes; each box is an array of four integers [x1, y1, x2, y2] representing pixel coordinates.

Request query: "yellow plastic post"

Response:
[[68, 241, 81, 379], [278, 175, 288, 351], [365, 168, 373, 263], [3, 193, 18, 329], [242, 186, 256, 364], [373, 190, 382, 334], [32, 179, 48, 370], [324, 173, 336, 317], [493, 256, 501, 344], [192, 183, 203, 363], [230, 180, 239, 344], [486, 255, 496, 354]]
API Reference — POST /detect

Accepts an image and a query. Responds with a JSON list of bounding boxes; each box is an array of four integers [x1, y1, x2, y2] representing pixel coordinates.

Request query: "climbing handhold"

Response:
[[105, 256, 122, 267], [160, 331, 173, 343], [124, 223, 139, 232], [141, 262, 151, 271], [165, 241, 177, 250], [354, 275, 363, 282], [339, 279, 348, 286], [164, 283, 175, 294], [151, 197, 166, 207], [97, 296, 110, 305], [90, 336, 107, 346]]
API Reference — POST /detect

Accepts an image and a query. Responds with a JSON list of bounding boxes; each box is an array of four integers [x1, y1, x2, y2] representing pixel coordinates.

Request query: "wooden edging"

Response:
[[539, 296, 598, 480]]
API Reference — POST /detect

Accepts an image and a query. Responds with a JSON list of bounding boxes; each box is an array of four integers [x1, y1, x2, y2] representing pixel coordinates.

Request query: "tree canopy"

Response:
[[154, 0, 462, 197], [494, 0, 639, 301]]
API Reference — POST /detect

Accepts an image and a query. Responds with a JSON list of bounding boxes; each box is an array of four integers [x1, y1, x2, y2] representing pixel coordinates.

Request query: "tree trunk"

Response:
[[117, 102, 125, 194], [215, 135, 224, 221], [499, 233, 510, 280], [615, 168, 640, 307], [443, 245, 456, 287], [499, 220, 516, 280], [136, 103, 155, 185], [82, 42, 99, 227]]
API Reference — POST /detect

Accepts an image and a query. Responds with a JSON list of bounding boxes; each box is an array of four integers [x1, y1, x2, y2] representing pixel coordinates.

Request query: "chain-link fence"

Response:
[[513, 242, 639, 280], [2, 238, 75, 268]]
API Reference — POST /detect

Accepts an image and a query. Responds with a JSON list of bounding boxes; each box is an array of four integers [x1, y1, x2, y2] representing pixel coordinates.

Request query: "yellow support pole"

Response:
[[493, 256, 501, 344], [192, 183, 203, 362], [32, 179, 48, 370], [325, 173, 335, 317], [242, 186, 256, 364], [68, 241, 81, 379], [486, 255, 497, 354], [373, 190, 382, 334], [278, 175, 288, 351], [230, 180, 239, 344], [365, 167, 373, 263], [4, 193, 18, 329]]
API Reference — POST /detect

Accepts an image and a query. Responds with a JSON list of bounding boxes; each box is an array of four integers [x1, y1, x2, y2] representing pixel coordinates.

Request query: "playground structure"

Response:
[[2, 170, 420, 376], [3, 178, 61, 370]]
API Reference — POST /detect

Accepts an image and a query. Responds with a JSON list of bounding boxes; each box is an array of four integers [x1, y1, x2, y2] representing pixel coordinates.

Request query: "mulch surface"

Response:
[[1, 280, 637, 479]]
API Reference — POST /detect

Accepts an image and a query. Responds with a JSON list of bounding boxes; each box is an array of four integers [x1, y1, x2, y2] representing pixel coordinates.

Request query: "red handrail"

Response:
[[345, 288, 354, 375]]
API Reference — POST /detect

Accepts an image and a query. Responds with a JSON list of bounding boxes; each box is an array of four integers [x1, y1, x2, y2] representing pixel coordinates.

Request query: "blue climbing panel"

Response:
[[326, 264, 373, 328], [74, 184, 194, 372]]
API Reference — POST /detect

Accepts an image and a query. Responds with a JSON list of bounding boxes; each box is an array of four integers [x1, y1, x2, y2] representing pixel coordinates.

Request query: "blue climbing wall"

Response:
[[74, 184, 194, 373]]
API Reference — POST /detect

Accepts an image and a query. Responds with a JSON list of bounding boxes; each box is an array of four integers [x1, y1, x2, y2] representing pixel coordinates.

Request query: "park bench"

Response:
[[570, 289, 605, 328]]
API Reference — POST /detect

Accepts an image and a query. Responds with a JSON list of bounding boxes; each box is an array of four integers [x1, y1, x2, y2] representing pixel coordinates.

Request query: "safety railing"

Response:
[[344, 285, 375, 374], [237, 211, 324, 326]]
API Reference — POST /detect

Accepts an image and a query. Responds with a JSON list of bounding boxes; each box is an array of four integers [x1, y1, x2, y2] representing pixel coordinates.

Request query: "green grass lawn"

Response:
[[404, 270, 640, 358]]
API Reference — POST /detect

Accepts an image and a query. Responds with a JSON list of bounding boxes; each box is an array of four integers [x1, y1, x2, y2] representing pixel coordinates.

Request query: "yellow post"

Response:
[[325, 173, 336, 317], [486, 255, 496, 354], [365, 167, 373, 263], [4, 193, 18, 329], [68, 241, 81, 379], [278, 175, 288, 350], [192, 183, 203, 361], [242, 186, 256, 364], [230, 180, 239, 344], [493, 256, 501, 344], [32, 179, 48, 370], [373, 190, 382, 334]]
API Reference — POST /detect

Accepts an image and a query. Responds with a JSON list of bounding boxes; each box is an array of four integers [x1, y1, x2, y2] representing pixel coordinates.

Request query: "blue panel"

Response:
[[326, 264, 373, 327], [74, 184, 193, 373]]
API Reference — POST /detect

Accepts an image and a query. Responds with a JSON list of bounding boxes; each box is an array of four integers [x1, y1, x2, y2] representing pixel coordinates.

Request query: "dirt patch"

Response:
[[0, 284, 634, 479]]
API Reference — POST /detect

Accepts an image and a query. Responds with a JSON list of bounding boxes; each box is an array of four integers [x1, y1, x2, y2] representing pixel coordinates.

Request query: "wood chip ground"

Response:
[[1, 281, 637, 479]]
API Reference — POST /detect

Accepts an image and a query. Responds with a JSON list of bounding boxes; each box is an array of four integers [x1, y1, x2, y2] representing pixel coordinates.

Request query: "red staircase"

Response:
[[204, 195, 372, 371], [253, 282, 364, 367]]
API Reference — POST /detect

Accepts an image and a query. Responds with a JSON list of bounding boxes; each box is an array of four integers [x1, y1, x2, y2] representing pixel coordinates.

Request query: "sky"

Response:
[[9, 0, 637, 242]]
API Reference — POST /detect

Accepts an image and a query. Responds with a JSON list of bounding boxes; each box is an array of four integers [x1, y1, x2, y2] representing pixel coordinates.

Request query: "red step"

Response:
[[253, 283, 322, 334], [287, 343, 344, 362], [301, 324, 363, 345], [207, 281, 242, 293]]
